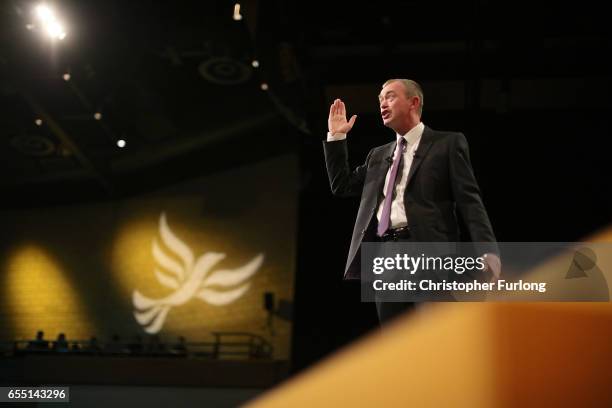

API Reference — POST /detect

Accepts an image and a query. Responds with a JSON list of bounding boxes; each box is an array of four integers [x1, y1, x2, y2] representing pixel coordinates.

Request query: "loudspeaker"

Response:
[[264, 292, 275, 312]]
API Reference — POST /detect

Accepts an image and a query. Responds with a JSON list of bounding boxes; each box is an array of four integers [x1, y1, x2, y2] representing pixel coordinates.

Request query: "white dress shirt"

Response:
[[327, 122, 425, 229]]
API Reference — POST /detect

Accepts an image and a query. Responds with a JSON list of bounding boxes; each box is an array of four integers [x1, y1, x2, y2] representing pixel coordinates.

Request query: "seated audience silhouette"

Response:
[[52, 333, 69, 352], [82, 336, 101, 354], [26, 330, 49, 351]]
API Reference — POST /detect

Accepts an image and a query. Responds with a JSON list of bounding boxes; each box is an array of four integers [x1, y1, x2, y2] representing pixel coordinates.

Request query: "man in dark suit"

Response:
[[323, 79, 500, 323]]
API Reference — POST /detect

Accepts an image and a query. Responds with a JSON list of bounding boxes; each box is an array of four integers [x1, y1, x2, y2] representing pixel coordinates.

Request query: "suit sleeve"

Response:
[[449, 133, 499, 253], [323, 139, 373, 198]]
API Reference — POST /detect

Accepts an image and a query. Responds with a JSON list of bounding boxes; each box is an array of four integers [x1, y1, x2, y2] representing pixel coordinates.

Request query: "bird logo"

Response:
[[133, 212, 264, 333]]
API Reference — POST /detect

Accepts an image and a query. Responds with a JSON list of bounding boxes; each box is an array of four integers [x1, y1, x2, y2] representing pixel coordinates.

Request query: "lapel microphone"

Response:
[[387, 151, 420, 162]]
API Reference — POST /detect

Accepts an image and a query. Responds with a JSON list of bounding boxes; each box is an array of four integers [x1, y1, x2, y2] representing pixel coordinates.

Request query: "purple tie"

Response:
[[377, 137, 407, 237]]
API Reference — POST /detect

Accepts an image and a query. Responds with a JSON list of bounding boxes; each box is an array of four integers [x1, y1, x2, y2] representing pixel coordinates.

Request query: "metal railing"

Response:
[[0, 332, 273, 360]]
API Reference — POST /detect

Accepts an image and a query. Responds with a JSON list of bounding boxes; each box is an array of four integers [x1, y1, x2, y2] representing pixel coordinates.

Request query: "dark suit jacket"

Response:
[[323, 126, 498, 280]]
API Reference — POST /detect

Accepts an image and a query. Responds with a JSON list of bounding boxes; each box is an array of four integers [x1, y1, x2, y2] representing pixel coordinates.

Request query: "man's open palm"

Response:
[[328, 99, 357, 134]]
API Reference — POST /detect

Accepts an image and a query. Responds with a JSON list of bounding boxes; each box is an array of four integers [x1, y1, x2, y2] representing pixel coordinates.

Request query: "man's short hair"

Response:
[[382, 79, 424, 115]]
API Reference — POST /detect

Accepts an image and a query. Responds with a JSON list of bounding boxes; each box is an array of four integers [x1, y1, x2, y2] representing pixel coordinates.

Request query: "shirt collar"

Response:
[[396, 122, 425, 146]]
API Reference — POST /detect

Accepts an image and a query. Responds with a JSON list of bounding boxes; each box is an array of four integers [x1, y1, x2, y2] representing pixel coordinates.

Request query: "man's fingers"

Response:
[[329, 99, 350, 120], [348, 115, 357, 128], [330, 100, 339, 116]]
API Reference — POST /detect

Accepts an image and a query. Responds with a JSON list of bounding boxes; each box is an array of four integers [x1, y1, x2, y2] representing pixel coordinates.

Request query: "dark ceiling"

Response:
[[0, 0, 298, 206], [0, 0, 610, 208]]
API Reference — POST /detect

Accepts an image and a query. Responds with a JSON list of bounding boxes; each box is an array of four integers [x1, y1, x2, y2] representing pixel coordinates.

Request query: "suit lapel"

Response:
[[405, 126, 434, 188], [370, 141, 396, 206]]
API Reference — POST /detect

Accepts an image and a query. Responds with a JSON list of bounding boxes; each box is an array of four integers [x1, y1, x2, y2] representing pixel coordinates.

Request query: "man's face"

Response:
[[378, 81, 416, 129]]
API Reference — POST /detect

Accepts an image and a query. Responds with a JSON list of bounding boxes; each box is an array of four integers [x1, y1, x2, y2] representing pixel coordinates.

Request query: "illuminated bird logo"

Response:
[[133, 213, 264, 334]]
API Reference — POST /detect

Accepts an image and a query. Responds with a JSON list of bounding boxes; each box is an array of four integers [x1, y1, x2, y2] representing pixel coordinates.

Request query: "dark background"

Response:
[[1, 0, 610, 375]]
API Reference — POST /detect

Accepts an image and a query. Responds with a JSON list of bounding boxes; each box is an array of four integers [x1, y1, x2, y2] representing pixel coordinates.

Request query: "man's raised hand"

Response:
[[328, 99, 357, 134]]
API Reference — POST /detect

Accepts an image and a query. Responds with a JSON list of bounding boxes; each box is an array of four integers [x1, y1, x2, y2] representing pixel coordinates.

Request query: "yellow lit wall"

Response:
[[2, 245, 94, 340], [0, 154, 297, 359]]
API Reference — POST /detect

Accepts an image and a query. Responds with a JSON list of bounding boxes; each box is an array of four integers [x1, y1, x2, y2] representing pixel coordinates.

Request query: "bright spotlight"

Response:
[[94, 112, 102, 120], [46, 21, 65, 38], [117, 139, 126, 148], [35, 118, 43, 126], [33, 4, 67, 40], [251, 60, 259, 68], [35, 5, 54, 21], [260, 83, 269, 91], [62, 73, 71, 81], [233, 3, 243, 21]]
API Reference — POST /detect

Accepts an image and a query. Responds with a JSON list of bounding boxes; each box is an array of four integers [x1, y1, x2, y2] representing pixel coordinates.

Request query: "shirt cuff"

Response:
[[327, 132, 347, 142]]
